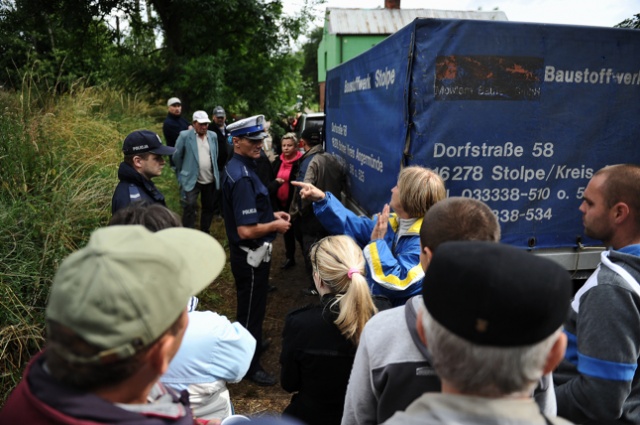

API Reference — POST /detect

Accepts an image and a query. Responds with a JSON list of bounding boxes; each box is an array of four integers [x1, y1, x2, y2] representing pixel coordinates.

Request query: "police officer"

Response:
[[222, 115, 291, 386], [111, 130, 175, 214]]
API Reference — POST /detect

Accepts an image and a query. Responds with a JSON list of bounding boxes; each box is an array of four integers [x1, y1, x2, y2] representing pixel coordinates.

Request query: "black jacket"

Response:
[[111, 162, 166, 214], [162, 113, 189, 148], [208, 123, 231, 169], [280, 294, 391, 425]]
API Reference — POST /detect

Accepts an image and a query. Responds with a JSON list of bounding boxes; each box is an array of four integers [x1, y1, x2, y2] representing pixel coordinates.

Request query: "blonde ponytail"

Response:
[[311, 235, 377, 344]]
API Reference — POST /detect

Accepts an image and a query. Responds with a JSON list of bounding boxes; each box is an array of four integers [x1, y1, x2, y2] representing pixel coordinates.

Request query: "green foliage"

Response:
[[300, 26, 324, 107], [0, 0, 325, 130], [0, 83, 160, 404], [616, 13, 640, 29], [0, 0, 136, 92], [0, 82, 237, 403]]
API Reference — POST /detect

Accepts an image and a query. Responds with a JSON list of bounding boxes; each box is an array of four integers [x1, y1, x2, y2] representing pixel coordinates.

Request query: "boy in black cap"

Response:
[[111, 130, 175, 214], [383, 241, 574, 425]]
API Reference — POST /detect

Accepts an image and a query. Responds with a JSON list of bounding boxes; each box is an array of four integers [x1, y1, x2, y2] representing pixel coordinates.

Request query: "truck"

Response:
[[324, 18, 640, 278]]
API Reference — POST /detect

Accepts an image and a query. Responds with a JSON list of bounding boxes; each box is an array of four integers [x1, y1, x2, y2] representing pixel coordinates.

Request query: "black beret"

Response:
[[422, 241, 571, 347]]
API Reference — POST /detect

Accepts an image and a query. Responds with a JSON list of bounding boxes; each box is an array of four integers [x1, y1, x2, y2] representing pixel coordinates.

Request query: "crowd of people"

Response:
[[2, 97, 640, 425]]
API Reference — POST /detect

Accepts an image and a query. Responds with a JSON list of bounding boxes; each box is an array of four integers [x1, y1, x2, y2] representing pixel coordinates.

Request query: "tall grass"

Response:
[[0, 84, 171, 404]]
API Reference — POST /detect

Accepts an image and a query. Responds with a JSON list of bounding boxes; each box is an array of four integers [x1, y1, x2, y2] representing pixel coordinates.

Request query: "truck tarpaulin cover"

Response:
[[325, 18, 640, 249]]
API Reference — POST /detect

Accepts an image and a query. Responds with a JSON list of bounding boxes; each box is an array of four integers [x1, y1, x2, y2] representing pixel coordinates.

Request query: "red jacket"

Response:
[[0, 352, 197, 425]]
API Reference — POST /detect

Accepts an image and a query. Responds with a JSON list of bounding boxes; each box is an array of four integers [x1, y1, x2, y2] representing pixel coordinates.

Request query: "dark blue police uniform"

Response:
[[222, 152, 276, 375]]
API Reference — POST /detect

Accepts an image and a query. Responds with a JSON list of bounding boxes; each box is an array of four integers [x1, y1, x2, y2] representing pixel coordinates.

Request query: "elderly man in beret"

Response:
[[222, 114, 291, 386], [0, 225, 226, 424], [383, 241, 574, 425], [111, 130, 175, 214]]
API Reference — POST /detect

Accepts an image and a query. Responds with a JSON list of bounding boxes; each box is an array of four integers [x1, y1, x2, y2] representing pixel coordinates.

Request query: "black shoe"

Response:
[[281, 259, 296, 269], [247, 369, 277, 386], [261, 338, 271, 352], [302, 288, 318, 296], [268, 285, 277, 293]]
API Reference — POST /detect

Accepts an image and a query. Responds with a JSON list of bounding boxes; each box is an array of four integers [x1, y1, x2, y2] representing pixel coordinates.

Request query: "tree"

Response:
[[616, 13, 640, 29], [147, 0, 319, 118], [0, 0, 325, 122], [0, 0, 137, 91], [299, 25, 323, 108]]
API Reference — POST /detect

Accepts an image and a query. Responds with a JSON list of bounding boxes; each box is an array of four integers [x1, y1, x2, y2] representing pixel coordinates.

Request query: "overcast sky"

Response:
[[286, 0, 638, 28]]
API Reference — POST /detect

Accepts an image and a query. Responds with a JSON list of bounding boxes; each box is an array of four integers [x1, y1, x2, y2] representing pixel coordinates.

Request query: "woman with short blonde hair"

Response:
[[281, 235, 387, 425], [293, 165, 446, 306], [397, 166, 446, 218]]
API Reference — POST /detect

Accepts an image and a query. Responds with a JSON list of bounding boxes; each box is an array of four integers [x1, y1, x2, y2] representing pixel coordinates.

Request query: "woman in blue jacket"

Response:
[[292, 166, 445, 306]]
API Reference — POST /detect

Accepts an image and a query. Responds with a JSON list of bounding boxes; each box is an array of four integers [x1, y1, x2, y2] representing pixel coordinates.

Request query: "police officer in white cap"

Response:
[[222, 115, 291, 386]]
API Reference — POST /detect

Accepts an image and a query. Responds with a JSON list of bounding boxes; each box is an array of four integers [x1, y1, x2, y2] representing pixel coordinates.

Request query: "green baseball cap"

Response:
[[46, 225, 226, 364]]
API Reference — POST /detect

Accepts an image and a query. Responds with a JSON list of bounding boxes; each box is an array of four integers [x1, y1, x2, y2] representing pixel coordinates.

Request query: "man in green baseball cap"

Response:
[[0, 225, 226, 424]]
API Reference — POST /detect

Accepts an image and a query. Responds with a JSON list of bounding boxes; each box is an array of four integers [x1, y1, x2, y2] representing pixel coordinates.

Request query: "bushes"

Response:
[[0, 86, 166, 404]]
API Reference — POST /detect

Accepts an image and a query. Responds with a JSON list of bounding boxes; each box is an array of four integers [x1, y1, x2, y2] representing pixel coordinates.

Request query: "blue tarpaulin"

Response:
[[325, 18, 640, 249]]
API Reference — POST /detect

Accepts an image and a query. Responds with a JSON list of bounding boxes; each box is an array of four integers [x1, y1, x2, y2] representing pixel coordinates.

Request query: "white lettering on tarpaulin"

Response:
[[544, 66, 640, 85], [344, 75, 372, 93], [555, 165, 594, 179], [241, 208, 257, 215], [433, 142, 524, 158], [437, 86, 475, 96], [491, 165, 546, 183], [332, 137, 347, 154], [355, 148, 384, 173], [375, 67, 395, 89], [331, 122, 347, 136]]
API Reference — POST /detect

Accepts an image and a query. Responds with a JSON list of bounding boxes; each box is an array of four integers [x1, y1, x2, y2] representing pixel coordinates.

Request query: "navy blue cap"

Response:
[[122, 130, 176, 156], [422, 241, 571, 347]]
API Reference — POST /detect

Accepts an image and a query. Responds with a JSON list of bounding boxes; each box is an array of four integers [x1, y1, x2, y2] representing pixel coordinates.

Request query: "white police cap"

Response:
[[227, 115, 267, 140]]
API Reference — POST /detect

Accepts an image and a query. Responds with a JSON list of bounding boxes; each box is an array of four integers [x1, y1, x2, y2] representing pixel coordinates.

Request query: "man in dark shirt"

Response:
[[208, 105, 231, 216], [162, 97, 189, 167]]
